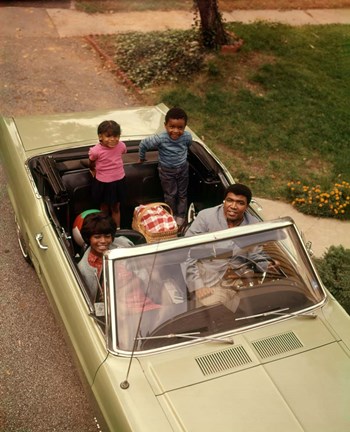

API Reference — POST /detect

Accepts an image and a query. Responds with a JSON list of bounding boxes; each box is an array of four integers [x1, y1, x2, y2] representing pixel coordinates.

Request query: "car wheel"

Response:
[[15, 216, 32, 264]]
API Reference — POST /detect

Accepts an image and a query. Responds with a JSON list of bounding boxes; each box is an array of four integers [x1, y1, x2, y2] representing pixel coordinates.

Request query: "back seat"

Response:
[[61, 161, 164, 229], [57, 142, 225, 234]]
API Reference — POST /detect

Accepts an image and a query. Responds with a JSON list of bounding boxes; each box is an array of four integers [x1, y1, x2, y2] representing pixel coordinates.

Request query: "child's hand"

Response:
[[138, 159, 146, 164], [89, 169, 96, 177]]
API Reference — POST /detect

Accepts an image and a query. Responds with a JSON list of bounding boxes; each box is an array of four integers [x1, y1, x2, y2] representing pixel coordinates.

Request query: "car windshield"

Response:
[[106, 220, 325, 352]]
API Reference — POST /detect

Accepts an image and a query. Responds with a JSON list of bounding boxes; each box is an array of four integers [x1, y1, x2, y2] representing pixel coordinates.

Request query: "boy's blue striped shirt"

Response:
[[139, 130, 192, 168]]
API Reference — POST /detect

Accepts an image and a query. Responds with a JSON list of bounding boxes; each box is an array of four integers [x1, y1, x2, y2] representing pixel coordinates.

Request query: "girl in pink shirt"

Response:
[[89, 120, 127, 229]]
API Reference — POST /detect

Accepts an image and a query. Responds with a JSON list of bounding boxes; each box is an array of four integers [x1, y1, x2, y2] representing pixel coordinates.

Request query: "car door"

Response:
[[12, 174, 108, 387]]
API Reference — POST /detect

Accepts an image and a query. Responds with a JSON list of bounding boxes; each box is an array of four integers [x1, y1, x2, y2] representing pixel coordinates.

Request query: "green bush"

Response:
[[313, 245, 350, 313], [96, 30, 204, 88]]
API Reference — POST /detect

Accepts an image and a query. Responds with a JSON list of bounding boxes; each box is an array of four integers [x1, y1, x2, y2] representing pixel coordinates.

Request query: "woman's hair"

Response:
[[97, 120, 121, 137], [224, 183, 253, 204], [80, 212, 116, 245]]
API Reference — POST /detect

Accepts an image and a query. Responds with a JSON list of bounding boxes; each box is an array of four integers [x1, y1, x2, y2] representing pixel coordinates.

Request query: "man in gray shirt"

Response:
[[186, 183, 259, 236], [185, 183, 266, 309]]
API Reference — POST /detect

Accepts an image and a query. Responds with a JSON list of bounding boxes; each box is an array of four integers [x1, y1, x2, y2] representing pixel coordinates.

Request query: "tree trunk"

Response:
[[195, 0, 229, 49]]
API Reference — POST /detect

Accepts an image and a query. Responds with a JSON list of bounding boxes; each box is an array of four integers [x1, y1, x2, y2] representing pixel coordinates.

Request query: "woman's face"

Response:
[[89, 233, 113, 256]]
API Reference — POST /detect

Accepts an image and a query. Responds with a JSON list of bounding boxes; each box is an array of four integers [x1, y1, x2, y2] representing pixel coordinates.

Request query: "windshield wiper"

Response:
[[137, 332, 234, 345], [235, 307, 316, 321]]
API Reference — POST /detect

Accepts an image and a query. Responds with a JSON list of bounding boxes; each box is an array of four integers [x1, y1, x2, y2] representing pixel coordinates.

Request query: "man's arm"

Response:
[[185, 210, 210, 237], [184, 256, 205, 293]]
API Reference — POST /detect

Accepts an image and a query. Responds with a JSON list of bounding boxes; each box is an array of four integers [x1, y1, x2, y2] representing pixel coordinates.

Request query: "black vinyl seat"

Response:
[[115, 229, 147, 245]]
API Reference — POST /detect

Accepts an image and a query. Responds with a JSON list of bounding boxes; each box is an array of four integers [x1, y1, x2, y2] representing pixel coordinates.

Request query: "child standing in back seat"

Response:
[[138, 107, 192, 227], [89, 120, 127, 230]]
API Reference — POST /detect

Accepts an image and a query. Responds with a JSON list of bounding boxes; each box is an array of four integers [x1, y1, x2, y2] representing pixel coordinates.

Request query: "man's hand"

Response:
[[195, 287, 214, 300], [267, 259, 281, 272]]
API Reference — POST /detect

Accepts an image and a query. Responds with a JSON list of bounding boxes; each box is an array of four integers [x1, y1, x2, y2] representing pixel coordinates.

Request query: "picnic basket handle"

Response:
[[135, 202, 173, 224]]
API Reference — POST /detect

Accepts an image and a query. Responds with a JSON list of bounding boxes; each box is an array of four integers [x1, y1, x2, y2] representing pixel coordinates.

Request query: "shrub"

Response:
[[287, 180, 350, 220], [313, 245, 350, 313], [98, 30, 205, 88]]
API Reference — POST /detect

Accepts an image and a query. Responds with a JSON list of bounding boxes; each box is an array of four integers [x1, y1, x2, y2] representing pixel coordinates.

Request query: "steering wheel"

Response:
[[221, 259, 284, 290]]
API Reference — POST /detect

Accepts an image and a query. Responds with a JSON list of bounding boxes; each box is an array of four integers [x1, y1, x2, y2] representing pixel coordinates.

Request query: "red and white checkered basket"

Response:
[[132, 202, 178, 243]]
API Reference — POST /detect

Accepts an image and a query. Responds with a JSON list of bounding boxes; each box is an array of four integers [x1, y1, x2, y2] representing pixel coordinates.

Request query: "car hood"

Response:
[[139, 318, 350, 431]]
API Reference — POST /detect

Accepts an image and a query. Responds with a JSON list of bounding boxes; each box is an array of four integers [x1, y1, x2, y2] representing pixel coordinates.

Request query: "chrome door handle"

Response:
[[35, 233, 48, 250]]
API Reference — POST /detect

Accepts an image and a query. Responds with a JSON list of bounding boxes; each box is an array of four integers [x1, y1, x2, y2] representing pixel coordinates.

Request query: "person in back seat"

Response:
[[138, 107, 192, 227], [89, 120, 127, 230]]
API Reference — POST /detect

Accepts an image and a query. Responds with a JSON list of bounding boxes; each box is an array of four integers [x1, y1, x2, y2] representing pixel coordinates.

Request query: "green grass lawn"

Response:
[[95, 21, 350, 217]]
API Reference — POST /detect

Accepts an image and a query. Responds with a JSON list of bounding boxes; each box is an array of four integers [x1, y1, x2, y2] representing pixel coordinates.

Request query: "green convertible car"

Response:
[[1, 104, 350, 431]]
